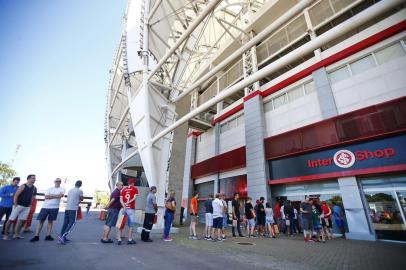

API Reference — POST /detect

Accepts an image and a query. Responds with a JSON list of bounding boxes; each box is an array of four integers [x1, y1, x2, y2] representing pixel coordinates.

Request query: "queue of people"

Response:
[[185, 192, 346, 243], [1, 175, 84, 245]]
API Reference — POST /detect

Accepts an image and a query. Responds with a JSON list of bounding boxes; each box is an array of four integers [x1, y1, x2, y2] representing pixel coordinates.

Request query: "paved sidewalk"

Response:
[[1, 212, 406, 270]]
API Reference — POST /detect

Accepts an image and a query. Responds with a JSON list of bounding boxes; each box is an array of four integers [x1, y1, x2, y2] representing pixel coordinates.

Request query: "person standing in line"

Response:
[[265, 202, 276, 238], [58, 180, 83, 244], [332, 201, 346, 238], [312, 200, 326, 243], [284, 200, 294, 236], [141, 186, 157, 242], [100, 181, 123, 243], [300, 196, 314, 242], [0, 177, 20, 235], [293, 206, 299, 234], [189, 191, 199, 240], [257, 197, 266, 237], [321, 201, 333, 239], [211, 193, 223, 241], [244, 197, 256, 238], [3, 174, 37, 240], [231, 193, 244, 238], [220, 193, 228, 240], [280, 201, 286, 234], [163, 191, 176, 241], [204, 194, 214, 240], [30, 178, 65, 242], [274, 201, 281, 231], [117, 178, 138, 245]]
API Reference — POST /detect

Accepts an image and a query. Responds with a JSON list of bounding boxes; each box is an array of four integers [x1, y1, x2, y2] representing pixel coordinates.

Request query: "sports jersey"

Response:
[[120, 186, 139, 209]]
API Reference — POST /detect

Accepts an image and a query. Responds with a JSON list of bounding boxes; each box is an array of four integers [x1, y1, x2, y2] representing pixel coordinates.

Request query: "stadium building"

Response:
[[105, 0, 406, 241]]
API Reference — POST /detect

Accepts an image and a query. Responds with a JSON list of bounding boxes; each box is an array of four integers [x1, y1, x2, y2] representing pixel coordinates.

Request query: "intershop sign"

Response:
[[307, 148, 396, 169], [268, 135, 406, 181]]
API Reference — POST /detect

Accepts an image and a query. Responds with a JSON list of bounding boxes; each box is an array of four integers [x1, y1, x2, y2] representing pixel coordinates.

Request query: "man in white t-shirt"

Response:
[[30, 178, 65, 242], [211, 193, 224, 241]]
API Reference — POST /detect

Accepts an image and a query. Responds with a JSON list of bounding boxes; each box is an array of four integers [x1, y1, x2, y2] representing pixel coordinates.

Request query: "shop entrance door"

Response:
[[361, 177, 406, 241]]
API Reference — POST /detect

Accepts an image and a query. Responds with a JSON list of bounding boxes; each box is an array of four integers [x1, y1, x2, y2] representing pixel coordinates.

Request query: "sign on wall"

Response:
[[268, 134, 406, 182]]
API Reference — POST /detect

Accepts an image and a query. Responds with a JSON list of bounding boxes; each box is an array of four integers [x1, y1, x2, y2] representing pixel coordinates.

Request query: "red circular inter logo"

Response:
[[333, 150, 355, 168]]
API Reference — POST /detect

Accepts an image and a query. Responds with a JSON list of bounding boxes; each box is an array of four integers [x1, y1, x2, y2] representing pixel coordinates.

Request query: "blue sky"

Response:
[[0, 0, 127, 194]]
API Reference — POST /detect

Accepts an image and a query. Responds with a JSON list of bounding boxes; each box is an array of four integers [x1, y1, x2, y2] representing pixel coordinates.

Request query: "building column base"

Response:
[[346, 232, 375, 241]]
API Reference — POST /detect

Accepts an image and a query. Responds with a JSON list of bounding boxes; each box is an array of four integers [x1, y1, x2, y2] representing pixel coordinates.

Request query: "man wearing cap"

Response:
[[30, 178, 65, 242], [117, 178, 138, 245], [141, 186, 157, 242], [58, 180, 83, 244]]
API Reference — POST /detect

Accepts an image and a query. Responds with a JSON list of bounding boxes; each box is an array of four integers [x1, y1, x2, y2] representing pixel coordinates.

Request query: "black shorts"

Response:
[[37, 208, 59, 221], [257, 216, 265, 226], [213, 217, 223, 229]]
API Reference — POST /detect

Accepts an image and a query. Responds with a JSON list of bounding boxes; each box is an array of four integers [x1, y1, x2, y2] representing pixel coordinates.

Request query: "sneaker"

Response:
[[308, 239, 315, 243], [30, 236, 39, 242], [116, 240, 122, 245], [163, 237, 173, 242], [192, 236, 198, 240], [13, 235, 24, 239], [188, 235, 193, 239], [143, 239, 153, 243], [2, 235, 9, 240], [204, 236, 208, 240], [221, 236, 226, 240], [63, 237, 71, 243], [251, 235, 257, 238], [57, 235, 66, 245], [217, 238, 223, 242], [45, 235, 54, 241], [239, 235, 246, 238], [127, 239, 136, 245], [206, 237, 213, 241], [100, 239, 113, 244]]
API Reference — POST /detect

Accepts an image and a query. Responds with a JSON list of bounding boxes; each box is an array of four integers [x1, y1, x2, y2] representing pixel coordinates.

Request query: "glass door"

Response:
[[364, 191, 406, 241]]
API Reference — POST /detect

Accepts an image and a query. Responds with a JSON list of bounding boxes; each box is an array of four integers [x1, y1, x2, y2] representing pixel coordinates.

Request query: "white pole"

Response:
[[148, 0, 221, 80], [172, 0, 316, 103], [152, 0, 403, 144]]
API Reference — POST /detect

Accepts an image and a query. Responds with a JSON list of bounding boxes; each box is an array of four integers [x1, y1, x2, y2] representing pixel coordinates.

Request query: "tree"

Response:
[[94, 190, 110, 207], [0, 161, 17, 187]]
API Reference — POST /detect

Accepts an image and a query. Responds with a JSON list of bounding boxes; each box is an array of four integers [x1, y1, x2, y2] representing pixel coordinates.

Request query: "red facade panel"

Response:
[[265, 97, 406, 160], [191, 146, 246, 179]]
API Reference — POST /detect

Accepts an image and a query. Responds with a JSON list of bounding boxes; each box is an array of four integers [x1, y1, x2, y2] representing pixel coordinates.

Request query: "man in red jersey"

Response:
[[117, 178, 138, 245]]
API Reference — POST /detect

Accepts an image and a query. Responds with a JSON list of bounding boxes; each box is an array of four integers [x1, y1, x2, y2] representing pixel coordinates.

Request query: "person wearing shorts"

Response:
[[212, 193, 223, 241], [204, 194, 213, 240], [300, 196, 313, 242], [117, 178, 138, 245], [0, 177, 20, 235], [220, 193, 228, 240], [189, 192, 199, 240], [30, 178, 65, 242], [245, 197, 256, 238], [101, 181, 123, 243], [3, 174, 37, 240]]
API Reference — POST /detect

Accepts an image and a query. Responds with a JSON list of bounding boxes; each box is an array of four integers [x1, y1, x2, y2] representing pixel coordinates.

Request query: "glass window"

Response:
[[329, 66, 350, 83], [304, 81, 315, 94], [264, 100, 273, 112], [288, 85, 304, 102], [374, 43, 406, 65], [273, 93, 287, 109], [220, 123, 228, 134], [350, 55, 375, 75], [228, 118, 237, 129]]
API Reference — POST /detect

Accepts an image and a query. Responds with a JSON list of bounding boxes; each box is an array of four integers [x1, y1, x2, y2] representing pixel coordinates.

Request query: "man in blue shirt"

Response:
[[0, 177, 20, 235]]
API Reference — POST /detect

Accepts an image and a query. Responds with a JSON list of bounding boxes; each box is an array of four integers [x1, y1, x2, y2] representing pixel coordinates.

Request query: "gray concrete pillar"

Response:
[[167, 95, 191, 226], [214, 123, 220, 194], [338, 176, 375, 241], [244, 93, 271, 201], [312, 67, 338, 118], [181, 134, 197, 224]]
